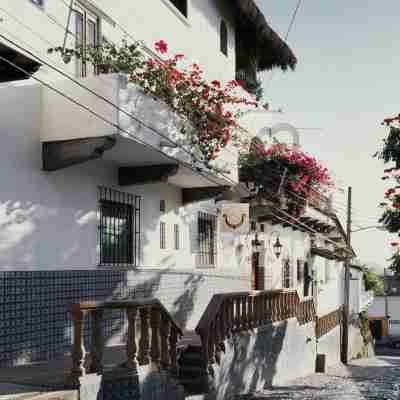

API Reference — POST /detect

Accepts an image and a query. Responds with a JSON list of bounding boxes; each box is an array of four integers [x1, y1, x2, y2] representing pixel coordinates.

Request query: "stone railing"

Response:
[[315, 307, 342, 339], [195, 290, 316, 367], [66, 299, 183, 388]]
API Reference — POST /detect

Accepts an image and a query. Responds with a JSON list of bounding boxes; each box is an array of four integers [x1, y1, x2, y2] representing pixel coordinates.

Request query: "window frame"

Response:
[[74, 2, 101, 78], [282, 258, 292, 289], [174, 224, 180, 250], [197, 212, 217, 268], [160, 221, 166, 250], [97, 187, 141, 267]]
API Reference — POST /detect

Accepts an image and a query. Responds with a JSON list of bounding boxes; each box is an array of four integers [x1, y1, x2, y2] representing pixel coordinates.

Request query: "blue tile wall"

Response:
[[0, 270, 157, 368]]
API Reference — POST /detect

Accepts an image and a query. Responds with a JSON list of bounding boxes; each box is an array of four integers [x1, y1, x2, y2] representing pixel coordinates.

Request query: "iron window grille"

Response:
[[198, 212, 217, 267], [174, 224, 180, 250], [160, 222, 166, 250], [282, 258, 292, 289], [98, 187, 141, 267]]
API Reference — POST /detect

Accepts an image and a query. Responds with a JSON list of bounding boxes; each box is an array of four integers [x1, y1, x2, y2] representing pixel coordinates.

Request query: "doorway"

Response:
[[370, 319, 384, 340], [251, 252, 265, 290]]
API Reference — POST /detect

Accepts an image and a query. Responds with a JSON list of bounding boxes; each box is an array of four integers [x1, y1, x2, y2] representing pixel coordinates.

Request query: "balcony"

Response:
[[40, 73, 238, 189]]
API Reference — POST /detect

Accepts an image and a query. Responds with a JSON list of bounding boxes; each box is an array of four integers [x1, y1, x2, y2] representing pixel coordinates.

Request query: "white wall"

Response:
[[369, 296, 400, 336], [0, 0, 236, 84], [0, 80, 250, 275]]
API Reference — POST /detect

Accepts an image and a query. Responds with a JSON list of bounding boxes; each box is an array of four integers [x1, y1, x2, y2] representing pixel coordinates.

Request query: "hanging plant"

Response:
[[239, 138, 332, 217], [48, 39, 257, 164]]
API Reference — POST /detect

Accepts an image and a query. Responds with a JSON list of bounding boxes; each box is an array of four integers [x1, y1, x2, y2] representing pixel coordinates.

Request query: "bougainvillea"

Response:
[[239, 139, 332, 217], [376, 114, 400, 273], [49, 39, 257, 164]]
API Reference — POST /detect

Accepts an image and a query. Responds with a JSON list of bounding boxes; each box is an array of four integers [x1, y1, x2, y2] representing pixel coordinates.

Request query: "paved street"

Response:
[[239, 350, 400, 399]]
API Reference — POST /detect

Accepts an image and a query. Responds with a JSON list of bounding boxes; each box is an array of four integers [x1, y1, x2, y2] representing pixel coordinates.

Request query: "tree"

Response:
[[363, 269, 384, 296], [375, 114, 400, 273]]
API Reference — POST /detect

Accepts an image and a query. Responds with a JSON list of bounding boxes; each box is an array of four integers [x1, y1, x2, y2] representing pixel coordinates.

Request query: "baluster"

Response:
[[226, 299, 232, 338], [169, 326, 179, 375], [150, 308, 161, 366], [66, 307, 88, 388], [261, 294, 266, 325], [241, 296, 247, 330], [160, 314, 171, 369], [235, 297, 242, 331], [126, 307, 138, 371], [137, 308, 150, 365], [247, 296, 253, 329], [255, 295, 261, 327], [266, 294, 271, 323], [90, 309, 104, 374]]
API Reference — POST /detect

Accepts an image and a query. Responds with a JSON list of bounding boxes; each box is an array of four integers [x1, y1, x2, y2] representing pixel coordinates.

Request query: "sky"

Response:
[[254, 0, 400, 273]]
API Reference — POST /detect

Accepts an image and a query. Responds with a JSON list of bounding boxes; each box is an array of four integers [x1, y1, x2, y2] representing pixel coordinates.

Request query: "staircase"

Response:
[[177, 333, 210, 398]]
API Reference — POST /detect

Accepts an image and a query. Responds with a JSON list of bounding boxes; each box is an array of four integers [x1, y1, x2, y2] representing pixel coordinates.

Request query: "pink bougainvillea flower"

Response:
[[211, 80, 221, 88], [155, 40, 168, 54]]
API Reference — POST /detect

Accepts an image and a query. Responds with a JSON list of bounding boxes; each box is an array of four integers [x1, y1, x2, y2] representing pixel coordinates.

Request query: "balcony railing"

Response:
[[66, 299, 183, 388], [195, 290, 316, 367]]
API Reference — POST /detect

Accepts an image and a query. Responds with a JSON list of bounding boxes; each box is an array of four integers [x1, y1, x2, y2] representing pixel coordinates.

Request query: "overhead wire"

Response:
[[0, 11, 359, 249]]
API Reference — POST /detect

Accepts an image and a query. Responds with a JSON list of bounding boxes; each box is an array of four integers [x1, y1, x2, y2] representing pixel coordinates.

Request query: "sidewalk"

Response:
[[238, 354, 400, 399]]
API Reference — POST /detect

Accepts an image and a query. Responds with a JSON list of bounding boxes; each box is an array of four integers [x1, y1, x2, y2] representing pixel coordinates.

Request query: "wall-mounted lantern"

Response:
[[269, 231, 283, 259]]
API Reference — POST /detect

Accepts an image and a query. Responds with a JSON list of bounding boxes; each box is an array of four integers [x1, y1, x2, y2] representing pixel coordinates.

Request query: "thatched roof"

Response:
[[232, 0, 297, 71]]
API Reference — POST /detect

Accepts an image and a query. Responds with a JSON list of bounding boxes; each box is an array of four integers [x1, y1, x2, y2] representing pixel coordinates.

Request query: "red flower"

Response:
[[211, 80, 221, 88], [155, 40, 168, 54]]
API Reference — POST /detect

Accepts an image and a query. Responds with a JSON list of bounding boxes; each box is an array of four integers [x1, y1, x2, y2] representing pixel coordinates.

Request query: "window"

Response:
[[174, 224, 180, 250], [75, 3, 100, 77], [160, 222, 166, 249], [168, 0, 187, 17], [260, 224, 265, 233], [98, 187, 141, 266], [220, 20, 228, 56], [198, 212, 217, 267], [282, 258, 292, 289], [297, 260, 303, 285], [304, 262, 311, 297]]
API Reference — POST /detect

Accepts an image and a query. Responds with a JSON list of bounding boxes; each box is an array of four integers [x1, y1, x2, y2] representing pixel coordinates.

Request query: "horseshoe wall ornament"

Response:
[[258, 122, 301, 149], [222, 213, 247, 230]]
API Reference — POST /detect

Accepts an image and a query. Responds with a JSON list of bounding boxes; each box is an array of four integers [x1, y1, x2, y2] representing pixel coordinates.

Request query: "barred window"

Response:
[[98, 187, 140, 266], [282, 258, 292, 289], [174, 224, 180, 250], [160, 222, 166, 249], [198, 212, 217, 267]]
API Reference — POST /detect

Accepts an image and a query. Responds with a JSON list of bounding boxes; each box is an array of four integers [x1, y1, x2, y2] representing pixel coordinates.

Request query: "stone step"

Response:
[[0, 390, 77, 400]]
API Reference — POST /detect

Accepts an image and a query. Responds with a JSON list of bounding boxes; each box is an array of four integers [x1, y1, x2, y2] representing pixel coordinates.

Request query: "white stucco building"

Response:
[[0, 2, 366, 397]]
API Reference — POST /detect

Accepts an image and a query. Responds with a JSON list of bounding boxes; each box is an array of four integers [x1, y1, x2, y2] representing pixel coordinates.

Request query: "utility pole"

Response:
[[341, 186, 352, 364]]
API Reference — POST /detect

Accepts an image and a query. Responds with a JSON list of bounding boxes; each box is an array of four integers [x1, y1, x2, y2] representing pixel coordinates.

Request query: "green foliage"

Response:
[[388, 253, 400, 274], [375, 126, 400, 167], [358, 310, 372, 345], [363, 269, 384, 295]]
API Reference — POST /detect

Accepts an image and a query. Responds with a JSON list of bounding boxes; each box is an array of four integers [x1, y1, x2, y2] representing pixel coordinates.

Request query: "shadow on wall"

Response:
[[213, 321, 289, 399]]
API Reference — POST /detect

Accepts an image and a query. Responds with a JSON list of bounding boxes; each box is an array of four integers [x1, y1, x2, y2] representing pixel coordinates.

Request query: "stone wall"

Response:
[[209, 318, 317, 399]]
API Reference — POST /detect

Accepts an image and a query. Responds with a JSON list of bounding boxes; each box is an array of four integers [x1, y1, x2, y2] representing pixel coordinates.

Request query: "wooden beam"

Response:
[[42, 136, 116, 171], [182, 186, 231, 205], [119, 164, 179, 186]]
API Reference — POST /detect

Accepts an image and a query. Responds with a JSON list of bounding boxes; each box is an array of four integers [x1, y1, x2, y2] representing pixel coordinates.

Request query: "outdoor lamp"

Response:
[[273, 236, 283, 259], [251, 232, 262, 253]]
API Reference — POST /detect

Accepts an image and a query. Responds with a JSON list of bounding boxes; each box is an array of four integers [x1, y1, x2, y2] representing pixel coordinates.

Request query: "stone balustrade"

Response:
[[315, 307, 342, 339], [196, 290, 316, 368], [65, 299, 182, 389]]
